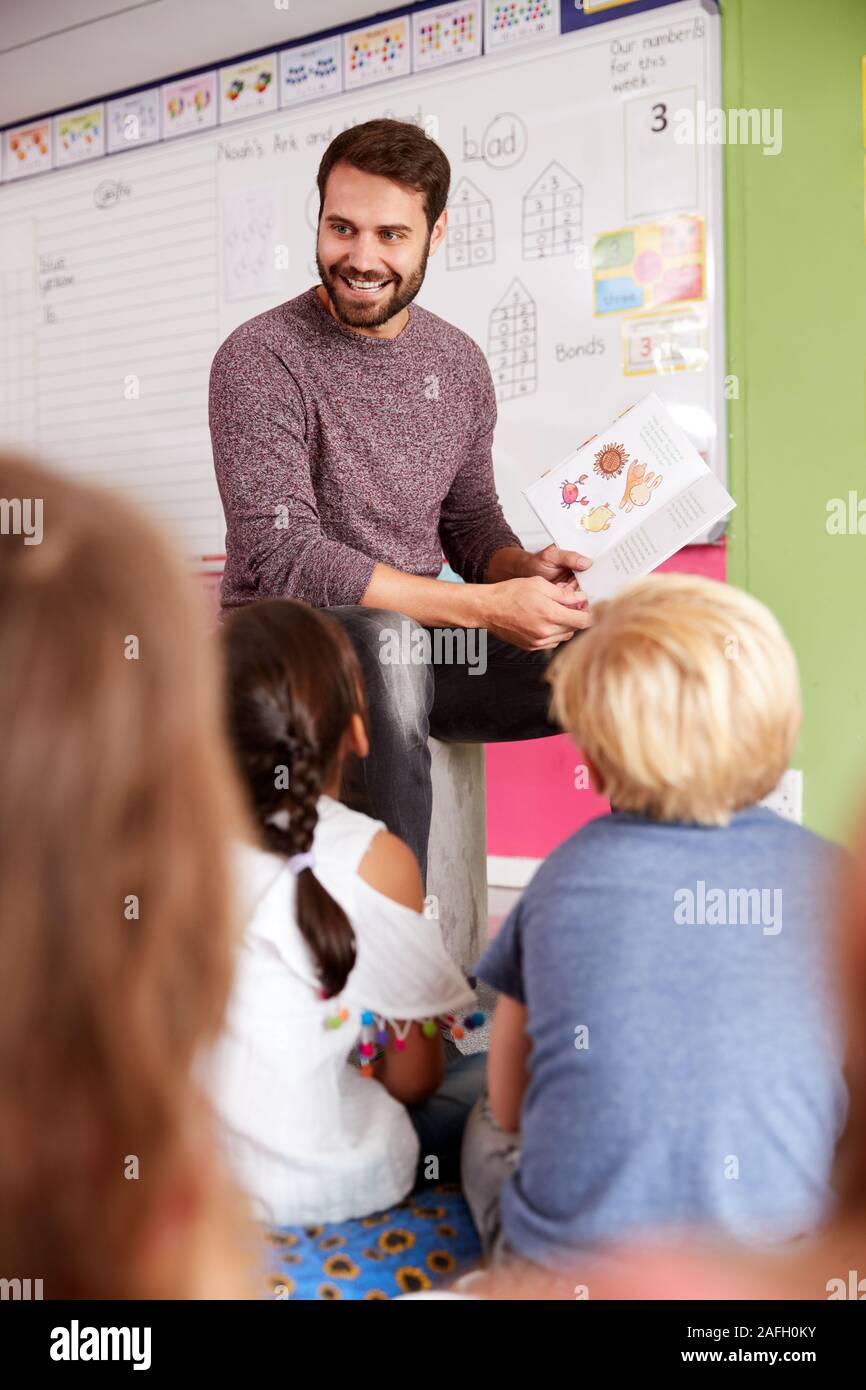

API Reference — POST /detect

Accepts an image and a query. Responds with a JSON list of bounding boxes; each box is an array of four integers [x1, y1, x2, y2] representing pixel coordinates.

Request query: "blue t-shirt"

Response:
[[476, 805, 848, 1270]]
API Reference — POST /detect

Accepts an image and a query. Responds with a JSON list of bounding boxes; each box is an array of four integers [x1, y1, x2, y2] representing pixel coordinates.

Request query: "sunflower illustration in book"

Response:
[[593, 441, 629, 479]]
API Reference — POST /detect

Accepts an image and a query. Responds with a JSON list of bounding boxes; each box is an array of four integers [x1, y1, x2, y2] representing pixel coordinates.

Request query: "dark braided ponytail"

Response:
[[221, 599, 369, 997]]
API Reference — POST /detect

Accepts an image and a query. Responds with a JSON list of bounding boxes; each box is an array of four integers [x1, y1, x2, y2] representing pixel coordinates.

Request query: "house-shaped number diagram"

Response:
[[447, 176, 495, 270], [522, 160, 583, 260], [486, 277, 537, 402]]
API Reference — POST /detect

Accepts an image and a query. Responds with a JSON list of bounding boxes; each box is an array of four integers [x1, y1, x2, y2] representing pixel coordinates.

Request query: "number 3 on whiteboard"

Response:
[[624, 89, 698, 219]]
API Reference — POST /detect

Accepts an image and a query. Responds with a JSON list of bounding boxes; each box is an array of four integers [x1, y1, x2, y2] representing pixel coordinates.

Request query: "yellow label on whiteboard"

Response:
[[622, 305, 708, 376]]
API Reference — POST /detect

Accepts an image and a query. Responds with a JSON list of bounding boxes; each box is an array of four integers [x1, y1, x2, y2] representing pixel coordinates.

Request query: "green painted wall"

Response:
[[722, 0, 866, 841]]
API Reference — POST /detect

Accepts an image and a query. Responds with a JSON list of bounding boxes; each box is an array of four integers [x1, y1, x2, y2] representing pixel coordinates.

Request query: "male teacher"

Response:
[[209, 118, 590, 886]]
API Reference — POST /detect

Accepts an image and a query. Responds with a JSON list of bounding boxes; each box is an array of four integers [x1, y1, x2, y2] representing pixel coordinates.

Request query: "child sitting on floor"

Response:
[[205, 598, 482, 1226], [462, 574, 848, 1277]]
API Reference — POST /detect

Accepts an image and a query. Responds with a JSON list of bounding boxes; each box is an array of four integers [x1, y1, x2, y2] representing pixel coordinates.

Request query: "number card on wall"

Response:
[[162, 72, 217, 138], [107, 90, 160, 153], [485, 0, 559, 52], [4, 120, 51, 180], [219, 55, 278, 123], [280, 38, 342, 108], [54, 104, 104, 167], [625, 87, 698, 218], [344, 17, 411, 91], [413, 2, 483, 70], [622, 304, 708, 375]]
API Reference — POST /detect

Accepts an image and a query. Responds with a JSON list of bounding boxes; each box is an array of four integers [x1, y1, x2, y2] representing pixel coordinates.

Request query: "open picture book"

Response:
[[522, 392, 735, 601]]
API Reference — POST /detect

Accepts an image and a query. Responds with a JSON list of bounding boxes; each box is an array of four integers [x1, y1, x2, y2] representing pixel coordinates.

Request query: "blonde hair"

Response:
[[547, 574, 801, 826], [0, 453, 254, 1297]]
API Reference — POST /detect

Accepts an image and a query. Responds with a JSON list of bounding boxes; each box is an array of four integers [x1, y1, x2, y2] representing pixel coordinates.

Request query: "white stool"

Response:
[[426, 738, 488, 973]]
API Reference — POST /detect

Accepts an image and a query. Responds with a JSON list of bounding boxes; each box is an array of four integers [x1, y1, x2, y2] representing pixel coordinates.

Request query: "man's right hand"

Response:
[[478, 575, 592, 651]]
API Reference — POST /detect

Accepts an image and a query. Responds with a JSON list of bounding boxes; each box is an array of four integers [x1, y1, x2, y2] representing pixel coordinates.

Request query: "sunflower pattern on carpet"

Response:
[[262, 1184, 481, 1300]]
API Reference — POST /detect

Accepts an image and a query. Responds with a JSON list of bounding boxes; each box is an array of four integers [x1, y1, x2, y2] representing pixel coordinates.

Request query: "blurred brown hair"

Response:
[[0, 453, 252, 1298], [832, 801, 866, 1217], [316, 117, 451, 234]]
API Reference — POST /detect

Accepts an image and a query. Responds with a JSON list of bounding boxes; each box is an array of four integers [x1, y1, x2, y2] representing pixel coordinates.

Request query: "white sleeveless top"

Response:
[[204, 795, 475, 1226]]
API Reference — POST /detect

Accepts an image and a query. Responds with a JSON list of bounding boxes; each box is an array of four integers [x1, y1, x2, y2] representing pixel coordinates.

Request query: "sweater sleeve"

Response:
[[209, 332, 376, 608], [437, 352, 524, 585]]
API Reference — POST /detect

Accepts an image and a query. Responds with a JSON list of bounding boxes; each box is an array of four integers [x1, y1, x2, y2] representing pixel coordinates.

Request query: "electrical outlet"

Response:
[[760, 769, 803, 824]]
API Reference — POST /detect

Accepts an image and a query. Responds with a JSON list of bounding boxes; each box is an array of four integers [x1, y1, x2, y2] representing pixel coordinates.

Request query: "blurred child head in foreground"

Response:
[[0, 453, 255, 1298], [548, 572, 801, 825]]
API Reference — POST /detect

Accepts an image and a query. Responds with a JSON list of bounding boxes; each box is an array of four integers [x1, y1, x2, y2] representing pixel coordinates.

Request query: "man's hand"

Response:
[[522, 542, 593, 585], [478, 543, 593, 650], [479, 575, 591, 651], [486, 542, 592, 586]]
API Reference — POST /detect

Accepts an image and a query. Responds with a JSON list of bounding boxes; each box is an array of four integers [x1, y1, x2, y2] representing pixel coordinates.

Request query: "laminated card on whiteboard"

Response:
[[522, 392, 734, 601]]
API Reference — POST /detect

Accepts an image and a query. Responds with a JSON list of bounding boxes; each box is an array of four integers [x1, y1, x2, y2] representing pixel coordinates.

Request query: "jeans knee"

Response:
[[330, 609, 433, 734]]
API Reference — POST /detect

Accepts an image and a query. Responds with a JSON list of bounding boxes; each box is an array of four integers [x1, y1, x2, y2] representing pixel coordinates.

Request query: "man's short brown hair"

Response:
[[316, 118, 451, 234]]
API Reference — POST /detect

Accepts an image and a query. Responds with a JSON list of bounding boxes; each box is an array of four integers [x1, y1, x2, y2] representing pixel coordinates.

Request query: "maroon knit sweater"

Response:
[[209, 286, 522, 610]]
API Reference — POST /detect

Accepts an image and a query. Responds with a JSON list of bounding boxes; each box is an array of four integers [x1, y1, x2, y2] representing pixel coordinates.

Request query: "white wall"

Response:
[[0, 0, 382, 127]]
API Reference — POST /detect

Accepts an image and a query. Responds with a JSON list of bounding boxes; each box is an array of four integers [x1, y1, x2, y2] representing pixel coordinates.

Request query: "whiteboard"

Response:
[[0, 0, 724, 565]]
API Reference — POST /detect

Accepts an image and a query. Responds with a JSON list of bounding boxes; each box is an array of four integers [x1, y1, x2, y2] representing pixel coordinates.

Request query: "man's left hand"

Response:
[[522, 542, 592, 586]]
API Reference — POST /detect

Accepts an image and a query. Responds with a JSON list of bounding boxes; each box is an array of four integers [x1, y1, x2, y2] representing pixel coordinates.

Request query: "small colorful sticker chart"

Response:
[[107, 90, 160, 153], [487, 278, 538, 401], [344, 17, 411, 92], [447, 176, 495, 269], [485, 0, 560, 53], [280, 37, 342, 109], [522, 160, 582, 260], [218, 55, 278, 124], [162, 72, 217, 139], [413, 2, 482, 71], [622, 305, 708, 376], [54, 105, 105, 168], [4, 120, 51, 180], [592, 216, 704, 315]]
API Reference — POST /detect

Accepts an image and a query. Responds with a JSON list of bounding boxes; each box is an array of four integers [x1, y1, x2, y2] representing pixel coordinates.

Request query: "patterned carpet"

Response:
[[262, 1185, 481, 1300]]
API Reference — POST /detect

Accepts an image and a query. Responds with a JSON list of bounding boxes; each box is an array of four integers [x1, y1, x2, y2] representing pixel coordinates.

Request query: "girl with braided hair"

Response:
[[205, 598, 481, 1225]]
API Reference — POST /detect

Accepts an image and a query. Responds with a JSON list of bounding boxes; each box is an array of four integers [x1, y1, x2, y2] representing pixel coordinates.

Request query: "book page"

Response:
[[523, 391, 710, 560], [579, 472, 735, 600], [522, 391, 734, 594]]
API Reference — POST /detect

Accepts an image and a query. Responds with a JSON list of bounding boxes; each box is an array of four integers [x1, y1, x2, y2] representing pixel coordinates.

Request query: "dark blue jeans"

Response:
[[326, 607, 560, 888], [407, 1052, 488, 1189]]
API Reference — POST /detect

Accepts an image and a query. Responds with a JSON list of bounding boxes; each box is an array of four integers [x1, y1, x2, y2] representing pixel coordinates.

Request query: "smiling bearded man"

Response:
[[209, 118, 591, 886]]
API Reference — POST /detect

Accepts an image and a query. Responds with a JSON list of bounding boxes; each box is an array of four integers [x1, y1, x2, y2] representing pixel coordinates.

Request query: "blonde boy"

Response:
[[463, 575, 847, 1273]]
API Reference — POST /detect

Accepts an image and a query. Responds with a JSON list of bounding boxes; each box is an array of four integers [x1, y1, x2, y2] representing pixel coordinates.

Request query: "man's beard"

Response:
[[316, 237, 430, 329]]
